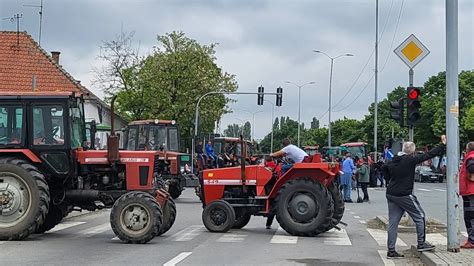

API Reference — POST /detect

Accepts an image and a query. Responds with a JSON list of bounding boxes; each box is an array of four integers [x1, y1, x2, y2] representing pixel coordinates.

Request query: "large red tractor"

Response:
[[123, 119, 199, 199], [200, 139, 344, 235], [0, 92, 175, 243]]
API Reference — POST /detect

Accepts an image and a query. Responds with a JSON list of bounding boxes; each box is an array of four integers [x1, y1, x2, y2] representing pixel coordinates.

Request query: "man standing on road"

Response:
[[382, 135, 446, 259], [459, 142, 474, 249], [341, 153, 356, 203], [270, 138, 308, 175]]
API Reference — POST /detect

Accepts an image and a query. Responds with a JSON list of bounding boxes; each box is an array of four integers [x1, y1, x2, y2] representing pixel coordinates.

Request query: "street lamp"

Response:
[[312, 50, 353, 147], [238, 110, 263, 142], [284, 81, 316, 147], [263, 99, 276, 152]]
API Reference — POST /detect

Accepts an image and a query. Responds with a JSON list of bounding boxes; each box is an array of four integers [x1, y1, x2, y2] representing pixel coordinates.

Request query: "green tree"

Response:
[[310, 117, 320, 129], [242, 121, 251, 140], [224, 124, 241, 137], [97, 31, 238, 149]]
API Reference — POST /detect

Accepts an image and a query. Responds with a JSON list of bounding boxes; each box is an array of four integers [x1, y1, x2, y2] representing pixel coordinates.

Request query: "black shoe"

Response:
[[386, 250, 404, 259], [344, 200, 353, 203], [266, 225, 271, 229], [417, 242, 435, 252]]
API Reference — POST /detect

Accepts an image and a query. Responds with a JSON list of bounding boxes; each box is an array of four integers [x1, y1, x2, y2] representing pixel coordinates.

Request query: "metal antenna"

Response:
[[2, 14, 24, 47], [24, 0, 44, 45]]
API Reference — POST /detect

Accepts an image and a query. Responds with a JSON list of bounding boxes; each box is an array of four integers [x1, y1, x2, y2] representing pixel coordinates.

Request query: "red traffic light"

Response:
[[407, 87, 420, 100]]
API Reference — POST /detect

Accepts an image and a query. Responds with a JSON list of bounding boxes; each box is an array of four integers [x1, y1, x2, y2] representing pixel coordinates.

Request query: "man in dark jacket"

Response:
[[382, 135, 446, 259]]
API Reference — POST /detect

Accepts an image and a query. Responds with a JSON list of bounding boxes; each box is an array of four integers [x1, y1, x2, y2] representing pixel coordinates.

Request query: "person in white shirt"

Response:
[[270, 138, 308, 174]]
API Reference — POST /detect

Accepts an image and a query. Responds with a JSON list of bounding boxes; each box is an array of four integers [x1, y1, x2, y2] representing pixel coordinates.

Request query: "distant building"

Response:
[[0, 31, 126, 147]]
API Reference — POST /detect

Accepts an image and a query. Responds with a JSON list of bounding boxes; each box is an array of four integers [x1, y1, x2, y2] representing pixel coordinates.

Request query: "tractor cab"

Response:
[[340, 142, 369, 160]]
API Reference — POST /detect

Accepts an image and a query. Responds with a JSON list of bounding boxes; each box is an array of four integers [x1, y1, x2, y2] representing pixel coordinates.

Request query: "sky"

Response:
[[1, 0, 473, 140]]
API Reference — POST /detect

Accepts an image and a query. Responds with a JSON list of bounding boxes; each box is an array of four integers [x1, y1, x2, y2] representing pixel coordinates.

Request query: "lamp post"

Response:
[[264, 99, 276, 152], [284, 81, 316, 147], [313, 50, 353, 147], [239, 110, 263, 142]]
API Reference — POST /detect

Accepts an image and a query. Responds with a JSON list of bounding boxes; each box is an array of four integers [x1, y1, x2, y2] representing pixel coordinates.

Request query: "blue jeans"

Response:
[[342, 183, 352, 201], [281, 163, 293, 175]]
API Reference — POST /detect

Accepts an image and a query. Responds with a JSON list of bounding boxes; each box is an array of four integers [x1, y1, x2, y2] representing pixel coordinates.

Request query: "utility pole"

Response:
[[408, 68, 414, 141], [374, 0, 379, 162], [264, 99, 276, 152], [445, 0, 460, 252]]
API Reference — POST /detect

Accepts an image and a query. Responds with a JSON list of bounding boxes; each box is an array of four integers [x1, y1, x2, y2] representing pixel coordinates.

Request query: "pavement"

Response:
[[0, 182, 471, 265]]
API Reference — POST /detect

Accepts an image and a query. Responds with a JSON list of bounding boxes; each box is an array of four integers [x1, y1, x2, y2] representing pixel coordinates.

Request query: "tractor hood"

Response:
[[76, 150, 158, 164]]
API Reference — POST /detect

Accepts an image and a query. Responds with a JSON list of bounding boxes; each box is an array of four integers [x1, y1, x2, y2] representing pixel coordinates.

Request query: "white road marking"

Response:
[[46, 221, 86, 233], [77, 223, 111, 237], [216, 233, 247, 243], [170, 225, 204, 242], [270, 227, 298, 244], [434, 188, 446, 192], [426, 233, 447, 245], [111, 237, 119, 241], [417, 188, 431, 192], [377, 250, 395, 266], [0, 241, 6, 245], [350, 211, 355, 215], [367, 228, 407, 247], [354, 215, 361, 219], [462, 231, 468, 238], [163, 252, 192, 266], [320, 228, 352, 246], [359, 220, 367, 224], [346, 208, 351, 211]]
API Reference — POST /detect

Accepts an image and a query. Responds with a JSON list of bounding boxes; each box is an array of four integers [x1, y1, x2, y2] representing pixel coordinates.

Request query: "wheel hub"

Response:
[[210, 208, 226, 226], [122, 205, 149, 231], [0, 173, 31, 226], [288, 193, 318, 223]]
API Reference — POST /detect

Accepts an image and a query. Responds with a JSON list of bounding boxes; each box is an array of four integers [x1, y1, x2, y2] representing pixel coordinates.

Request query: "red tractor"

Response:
[[123, 119, 198, 199], [200, 139, 344, 235], [196, 137, 257, 170], [0, 92, 175, 243]]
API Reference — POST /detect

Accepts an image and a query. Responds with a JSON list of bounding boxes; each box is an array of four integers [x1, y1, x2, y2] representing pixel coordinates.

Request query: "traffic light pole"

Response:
[[408, 68, 414, 141], [445, 0, 460, 252]]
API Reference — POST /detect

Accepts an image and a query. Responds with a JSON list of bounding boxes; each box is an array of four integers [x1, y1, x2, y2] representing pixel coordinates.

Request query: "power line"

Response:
[[333, 73, 375, 113], [380, 0, 405, 73]]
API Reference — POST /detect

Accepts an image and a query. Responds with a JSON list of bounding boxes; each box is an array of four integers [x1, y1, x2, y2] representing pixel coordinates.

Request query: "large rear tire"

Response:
[[232, 211, 251, 229], [0, 158, 50, 240], [35, 204, 70, 234], [110, 191, 162, 244], [275, 178, 334, 236], [323, 182, 344, 232], [202, 200, 235, 233], [158, 198, 176, 236]]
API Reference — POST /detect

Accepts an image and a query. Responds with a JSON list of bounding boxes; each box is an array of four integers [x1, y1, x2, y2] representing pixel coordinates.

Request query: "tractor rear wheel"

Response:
[[158, 198, 176, 236], [110, 191, 162, 244], [323, 182, 344, 232], [202, 200, 235, 233], [233, 211, 251, 229], [35, 204, 71, 234], [0, 158, 50, 240], [168, 182, 182, 199], [275, 178, 334, 236]]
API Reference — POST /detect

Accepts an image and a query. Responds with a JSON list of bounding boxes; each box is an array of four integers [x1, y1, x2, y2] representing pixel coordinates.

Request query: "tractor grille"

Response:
[[153, 154, 160, 174]]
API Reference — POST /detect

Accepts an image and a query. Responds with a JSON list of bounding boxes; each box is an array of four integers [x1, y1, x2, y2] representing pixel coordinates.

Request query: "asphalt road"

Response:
[[0, 182, 467, 266]]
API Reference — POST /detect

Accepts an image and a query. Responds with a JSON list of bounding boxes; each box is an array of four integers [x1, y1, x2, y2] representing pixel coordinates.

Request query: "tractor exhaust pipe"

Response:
[[107, 95, 120, 163], [65, 190, 99, 201], [240, 135, 247, 193]]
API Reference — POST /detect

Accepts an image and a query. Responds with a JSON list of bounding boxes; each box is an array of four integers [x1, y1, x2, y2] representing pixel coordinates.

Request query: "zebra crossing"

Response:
[[0, 219, 468, 247]]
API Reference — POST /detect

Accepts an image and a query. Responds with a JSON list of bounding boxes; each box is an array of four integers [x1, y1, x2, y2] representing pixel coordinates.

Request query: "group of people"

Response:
[[340, 153, 370, 203]]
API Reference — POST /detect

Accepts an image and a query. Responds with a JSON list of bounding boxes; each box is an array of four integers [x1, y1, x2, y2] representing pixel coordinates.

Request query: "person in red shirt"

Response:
[[264, 155, 276, 169], [460, 142, 474, 249]]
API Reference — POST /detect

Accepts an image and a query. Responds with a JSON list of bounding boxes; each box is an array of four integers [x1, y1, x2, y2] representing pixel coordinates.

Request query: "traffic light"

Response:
[[257, 86, 264, 105], [276, 87, 283, 106], [406, 87, 421, 126], [389, 98, 404, 127]]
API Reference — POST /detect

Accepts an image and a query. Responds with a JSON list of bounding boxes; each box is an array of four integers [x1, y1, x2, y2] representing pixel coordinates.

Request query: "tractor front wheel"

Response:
[[158, 198, 176, 236], [36, 204, 71, 234], [110, 191, 162, 244], [275, 178, 334, 236], [233, 211, 251, 229], [323, 182, 344, 232], [168, 182, 182, 199], [0, 158, 50, 241], [202, 200, 235, 233]]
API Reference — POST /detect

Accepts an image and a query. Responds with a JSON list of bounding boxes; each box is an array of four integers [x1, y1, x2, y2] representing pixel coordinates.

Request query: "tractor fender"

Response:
[[0, 149, 41, 163], [154, 188, 170, 208], [268, 164, 337, 199]]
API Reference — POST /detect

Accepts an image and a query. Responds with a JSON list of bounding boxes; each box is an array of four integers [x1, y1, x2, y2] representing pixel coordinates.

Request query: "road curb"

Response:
[[410, 245, 447, 266], [375, 216, 446, 233]]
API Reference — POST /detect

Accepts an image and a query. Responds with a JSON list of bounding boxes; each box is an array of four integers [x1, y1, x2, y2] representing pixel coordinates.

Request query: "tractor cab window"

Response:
[[0, 105, 23, 145], [33, 105, 65, 145], [70, 101, 85, 149], [149, 125, 167, 151], [168, 127, 179, 152], [127, 127, 138, 150]]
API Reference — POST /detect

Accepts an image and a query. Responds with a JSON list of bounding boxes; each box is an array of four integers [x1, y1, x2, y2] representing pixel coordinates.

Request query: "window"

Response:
[[168, 127, 179, 152], [149, 125, 167, 150], [0, 105, 23, 145], [70, 101, 85, 148], [127, 127, 138, 150], [33, 105, 65, 145]]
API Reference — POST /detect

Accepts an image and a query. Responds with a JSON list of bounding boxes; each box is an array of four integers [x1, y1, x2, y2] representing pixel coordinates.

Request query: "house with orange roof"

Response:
[[0, 31, 126, 147]]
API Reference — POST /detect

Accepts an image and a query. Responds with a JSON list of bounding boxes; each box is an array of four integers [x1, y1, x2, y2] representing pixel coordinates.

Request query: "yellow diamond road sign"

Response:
[[394, 34, 430, 69]]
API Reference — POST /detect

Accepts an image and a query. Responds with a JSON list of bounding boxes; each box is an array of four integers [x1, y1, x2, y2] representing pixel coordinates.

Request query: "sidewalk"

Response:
[[411, 245, 474, 266]]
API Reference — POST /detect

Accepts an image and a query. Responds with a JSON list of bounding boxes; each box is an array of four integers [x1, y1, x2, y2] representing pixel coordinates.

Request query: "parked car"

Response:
[[415, 165, 444, 183]]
